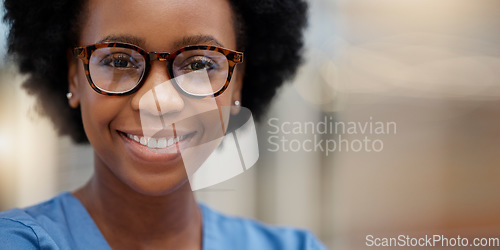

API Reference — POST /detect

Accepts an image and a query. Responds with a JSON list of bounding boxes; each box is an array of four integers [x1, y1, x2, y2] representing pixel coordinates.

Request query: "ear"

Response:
[[230, 63, 245, 115], [67, 49, 81, 108]]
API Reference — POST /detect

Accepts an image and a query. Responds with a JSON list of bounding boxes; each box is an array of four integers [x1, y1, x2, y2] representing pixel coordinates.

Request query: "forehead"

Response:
[[79, 0, 237, 50]]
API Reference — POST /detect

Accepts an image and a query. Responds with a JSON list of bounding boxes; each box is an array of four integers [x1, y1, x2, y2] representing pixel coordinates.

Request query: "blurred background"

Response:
[[2, 0, 500, 249]]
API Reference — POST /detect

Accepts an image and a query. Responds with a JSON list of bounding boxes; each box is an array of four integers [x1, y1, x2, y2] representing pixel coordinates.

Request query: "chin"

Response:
[[125, 174, 191, 197]]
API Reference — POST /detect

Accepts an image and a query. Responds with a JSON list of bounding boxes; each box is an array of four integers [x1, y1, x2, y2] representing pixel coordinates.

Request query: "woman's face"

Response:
[[68, 0, 243, 195]]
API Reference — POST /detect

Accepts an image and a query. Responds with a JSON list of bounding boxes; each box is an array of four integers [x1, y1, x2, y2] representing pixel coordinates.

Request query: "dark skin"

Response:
[[68, 0, 244, 249], [74, 163, 201, 249]]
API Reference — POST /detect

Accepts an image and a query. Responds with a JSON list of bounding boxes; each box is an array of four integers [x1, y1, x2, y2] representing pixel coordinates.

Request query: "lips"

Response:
[[124, 133, 190, 149], [117, 130, 196, 163]]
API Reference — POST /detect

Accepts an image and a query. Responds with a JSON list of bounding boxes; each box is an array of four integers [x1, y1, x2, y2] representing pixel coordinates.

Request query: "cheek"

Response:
[[215, 96, 231, 108], [214, 77, 237, 107], [76, 72, 124, 142], [214, 93, 234, 133]]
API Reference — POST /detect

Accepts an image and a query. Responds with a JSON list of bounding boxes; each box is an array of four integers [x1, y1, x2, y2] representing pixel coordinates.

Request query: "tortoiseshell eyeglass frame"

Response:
[[72, 42, 244, 98]]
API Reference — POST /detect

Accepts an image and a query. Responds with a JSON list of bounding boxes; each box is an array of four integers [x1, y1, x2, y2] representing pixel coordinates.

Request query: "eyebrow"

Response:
[[173, 35, 225, 48], [98, 35, 145, 46], [97, 34, 225, 50]]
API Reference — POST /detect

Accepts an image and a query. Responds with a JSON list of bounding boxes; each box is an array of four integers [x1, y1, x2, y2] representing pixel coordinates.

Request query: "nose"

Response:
[[131, 62, 185, 116]]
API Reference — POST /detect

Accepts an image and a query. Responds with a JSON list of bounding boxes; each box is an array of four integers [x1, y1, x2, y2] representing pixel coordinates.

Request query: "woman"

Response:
[[0, 0, 325, 249]]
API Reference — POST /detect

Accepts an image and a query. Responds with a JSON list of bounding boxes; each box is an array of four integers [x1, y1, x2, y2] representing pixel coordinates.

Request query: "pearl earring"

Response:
[[66, 92, 73, 99], [234, 100, 240, 106]]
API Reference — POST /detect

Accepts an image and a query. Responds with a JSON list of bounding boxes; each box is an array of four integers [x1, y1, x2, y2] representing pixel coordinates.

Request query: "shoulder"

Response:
[[0, 202, 63, 249], [0, 192, 90, 250], [0, 211, 40, 249], [200, 204, 327, 250]]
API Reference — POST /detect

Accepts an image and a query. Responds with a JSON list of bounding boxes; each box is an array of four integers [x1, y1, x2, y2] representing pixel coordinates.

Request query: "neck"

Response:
[[73, 154, 202, 249]]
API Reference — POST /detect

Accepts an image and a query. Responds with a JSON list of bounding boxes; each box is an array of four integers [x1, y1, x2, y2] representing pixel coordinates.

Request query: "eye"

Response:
[[181, 56, 217, 72], [100, 53, 139, 69]]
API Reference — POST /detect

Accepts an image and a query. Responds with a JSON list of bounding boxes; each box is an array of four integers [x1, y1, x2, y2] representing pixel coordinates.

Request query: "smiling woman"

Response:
[[0, 0, 325, 249]]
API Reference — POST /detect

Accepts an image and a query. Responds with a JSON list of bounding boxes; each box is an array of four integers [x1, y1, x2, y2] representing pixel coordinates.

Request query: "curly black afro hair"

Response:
[[3, 0, 308, 143]]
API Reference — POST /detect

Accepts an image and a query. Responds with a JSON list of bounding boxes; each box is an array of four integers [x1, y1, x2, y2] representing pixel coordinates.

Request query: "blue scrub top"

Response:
[[0, 193, 326, 249]]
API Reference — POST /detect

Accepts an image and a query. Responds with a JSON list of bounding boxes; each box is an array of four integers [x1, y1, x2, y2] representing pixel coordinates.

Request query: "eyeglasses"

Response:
[[73, 42, 244, 98]]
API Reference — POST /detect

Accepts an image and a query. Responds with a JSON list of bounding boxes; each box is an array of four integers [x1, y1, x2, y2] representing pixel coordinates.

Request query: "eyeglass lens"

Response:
[[88, 47, 230, 96]]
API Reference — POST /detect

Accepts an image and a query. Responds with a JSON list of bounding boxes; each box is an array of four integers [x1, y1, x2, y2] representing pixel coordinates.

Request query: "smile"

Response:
[[117, 128, 198, 163], [123, 132, 192, 150]]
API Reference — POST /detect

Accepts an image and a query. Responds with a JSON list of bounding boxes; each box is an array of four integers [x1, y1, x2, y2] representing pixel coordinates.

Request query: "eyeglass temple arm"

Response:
[[230, 52, 243, 63], [73, 47, 85, 59]]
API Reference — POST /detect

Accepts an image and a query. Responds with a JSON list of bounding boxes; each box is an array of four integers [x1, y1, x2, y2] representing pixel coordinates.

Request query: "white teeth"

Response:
[[157, 138, 167, 148], [147, 138, 157, 148], [140, 137, 147, 145], [125, 133, 188, 149]]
